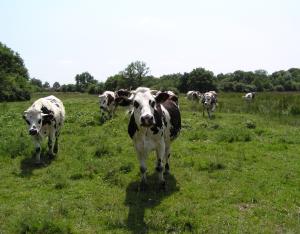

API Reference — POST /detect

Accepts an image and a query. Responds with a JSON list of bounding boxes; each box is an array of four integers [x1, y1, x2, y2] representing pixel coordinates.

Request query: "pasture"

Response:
[[0, 92, 300, 233]]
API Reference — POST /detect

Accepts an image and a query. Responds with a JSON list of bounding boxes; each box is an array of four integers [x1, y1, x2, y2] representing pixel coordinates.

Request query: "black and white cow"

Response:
[[23, 95, 65, 163], [99, 91, 116, 118], [120, 87, 181, 189], [187, 91, 203, 102], [243, 92, 256, 101], [202, 91, 217, 119]]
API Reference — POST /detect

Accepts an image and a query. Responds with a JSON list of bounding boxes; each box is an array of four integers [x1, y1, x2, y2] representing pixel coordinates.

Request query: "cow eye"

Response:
[[38, 119, 41, 124], [133, 101, 140, 108], [149, 100, 155, 108]]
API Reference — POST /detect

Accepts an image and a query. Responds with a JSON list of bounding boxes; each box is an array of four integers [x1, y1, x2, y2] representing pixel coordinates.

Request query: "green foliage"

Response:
[[75, 72, 97, 92], [0, 42, 31, 101]]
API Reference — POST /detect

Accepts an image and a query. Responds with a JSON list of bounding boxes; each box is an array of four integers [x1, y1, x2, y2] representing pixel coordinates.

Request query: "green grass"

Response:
[[0, 92, 300, 233]]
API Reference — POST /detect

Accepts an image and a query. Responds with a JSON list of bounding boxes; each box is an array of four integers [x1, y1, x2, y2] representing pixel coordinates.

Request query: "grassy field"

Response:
[[0, 92, 300, 233]]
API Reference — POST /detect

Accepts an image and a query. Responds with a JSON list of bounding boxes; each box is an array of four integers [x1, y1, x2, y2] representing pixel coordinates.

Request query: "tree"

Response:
[[43, 82, 50, 89], [52, 82, 60, 91], [187, 68, 216, 92], [122, 61, 150, 88], [30, 78, 43, 88], [0, 42, 31, 101], [75, 72, 97, 92]]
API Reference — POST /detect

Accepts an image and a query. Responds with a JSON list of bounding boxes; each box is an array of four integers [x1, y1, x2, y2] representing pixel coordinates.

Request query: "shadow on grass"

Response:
[[124, 173, 179, 234], [19, 152, 54, 177]]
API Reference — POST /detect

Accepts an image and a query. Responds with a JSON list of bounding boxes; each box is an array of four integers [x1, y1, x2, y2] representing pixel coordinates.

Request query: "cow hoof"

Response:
[[159, 181, 166, 191], [139, 181, 148, 191]]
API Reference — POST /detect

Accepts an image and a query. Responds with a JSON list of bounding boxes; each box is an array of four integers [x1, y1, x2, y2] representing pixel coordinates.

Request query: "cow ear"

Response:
[[155, 92, 170, 103], [170, 95, 178, 104]]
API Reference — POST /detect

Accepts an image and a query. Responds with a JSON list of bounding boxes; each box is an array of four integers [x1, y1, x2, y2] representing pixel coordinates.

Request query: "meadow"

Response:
[[0, 92, 300, 233]]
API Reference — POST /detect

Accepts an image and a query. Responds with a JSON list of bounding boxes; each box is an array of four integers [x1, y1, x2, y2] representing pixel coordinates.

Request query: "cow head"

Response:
[[99, 93, 114, 111], [203, 93, 215, 107], [23, 108, 53, 136], [121, 87, 171, 128]]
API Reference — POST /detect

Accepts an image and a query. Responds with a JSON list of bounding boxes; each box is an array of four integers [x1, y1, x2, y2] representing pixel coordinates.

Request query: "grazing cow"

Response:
[[99, 91, 116, 118], [187, 91, 203, 101], [202, 91, 217, 119], [243, 92, 256, 101], [120, 87, 181, 189], [23, 95, 65, 163]]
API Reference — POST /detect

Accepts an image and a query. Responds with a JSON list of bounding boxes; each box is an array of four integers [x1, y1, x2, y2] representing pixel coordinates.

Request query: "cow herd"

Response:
[[22, 89, 255, 189]]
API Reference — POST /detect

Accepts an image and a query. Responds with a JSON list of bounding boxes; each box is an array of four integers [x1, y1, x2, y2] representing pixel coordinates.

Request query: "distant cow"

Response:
[[187, 91, 203, 101], [243, 92, 256, 101], [99, 91, 117, 118], [23, 95, 65, 163], [202, 91, 217, 119], [120, 87, 181, 189]]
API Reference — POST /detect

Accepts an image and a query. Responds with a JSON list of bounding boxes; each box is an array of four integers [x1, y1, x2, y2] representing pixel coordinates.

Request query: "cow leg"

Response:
[[48, 130, 56, 158], [33, 136, 41, 163], [207, 109, 211, 119], [54, 132, 59, 154], [164, 143, 171, 174], [156, 142, 166, 189], [136, 147, 148, 188]]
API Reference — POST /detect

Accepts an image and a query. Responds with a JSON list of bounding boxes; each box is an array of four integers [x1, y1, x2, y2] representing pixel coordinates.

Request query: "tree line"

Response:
[[1, 42, 300, 102]]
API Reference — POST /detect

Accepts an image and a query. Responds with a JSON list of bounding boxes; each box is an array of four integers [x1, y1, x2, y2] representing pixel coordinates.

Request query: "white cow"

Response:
[[202, 91, 217, 119], [23, 95, 65, 163], [243, 92, 256, 101], [99, 91, 116, 118], [119, 87, 181, 190]]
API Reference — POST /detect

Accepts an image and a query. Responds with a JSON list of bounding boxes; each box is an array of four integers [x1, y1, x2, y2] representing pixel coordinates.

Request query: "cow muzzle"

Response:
[[141, 114, 154, 127], [29, 129, 38, 136]]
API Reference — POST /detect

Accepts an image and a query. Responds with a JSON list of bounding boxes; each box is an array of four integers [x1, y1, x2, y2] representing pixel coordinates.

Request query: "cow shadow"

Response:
[[19, 151, 54, 177], [124, 173, 179, 234]]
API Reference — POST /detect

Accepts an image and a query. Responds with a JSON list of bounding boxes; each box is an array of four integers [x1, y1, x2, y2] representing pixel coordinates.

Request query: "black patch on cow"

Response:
[[133, 101, 139, 109], [116, 89, 130, 97], [35, 147, 41, 153], [107, 94, 114, 106], [128, 114, 138, 138], [162, 100, 181, 140], [55, 103, 60, 107], [150, 104, 163, 135], [170, 95, 179, 105], [165, 163, 170, 171], [41, 105, 54, 126], [115, 97, 132, 106]]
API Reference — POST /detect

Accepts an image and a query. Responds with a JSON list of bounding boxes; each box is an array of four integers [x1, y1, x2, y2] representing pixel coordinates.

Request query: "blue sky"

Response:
[[1, 0, 299, 85]]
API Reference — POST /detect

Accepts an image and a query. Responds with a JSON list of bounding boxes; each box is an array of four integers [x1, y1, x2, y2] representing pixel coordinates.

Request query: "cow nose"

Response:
[[29, 129, 38, 135], [141, 115, 154, 126]]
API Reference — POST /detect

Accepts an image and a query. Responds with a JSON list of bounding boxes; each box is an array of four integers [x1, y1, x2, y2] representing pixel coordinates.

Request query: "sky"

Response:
[[0, 0, 299, 85]]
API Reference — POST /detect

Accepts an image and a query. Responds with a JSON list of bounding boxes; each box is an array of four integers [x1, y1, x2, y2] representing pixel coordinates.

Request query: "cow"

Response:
[[187, 91, 203, 102], [202, 91, 217, 119], [243, 92, 256, 101], [120, 87, 181, 190], [23, 95, 65, 163], [99, 91, 116, 119]]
